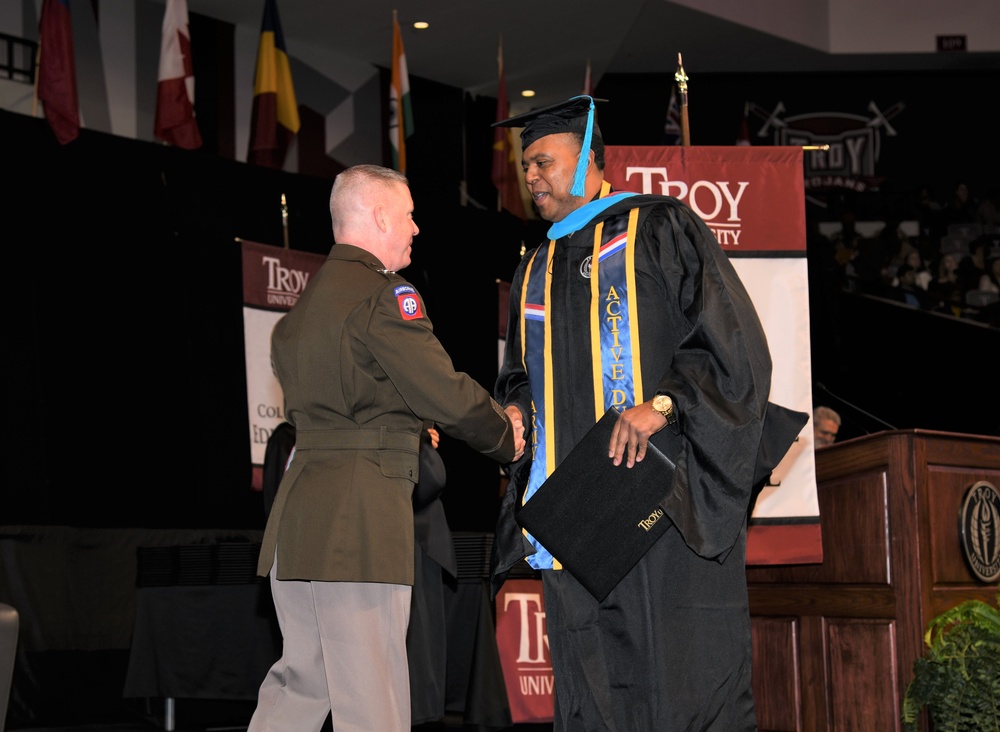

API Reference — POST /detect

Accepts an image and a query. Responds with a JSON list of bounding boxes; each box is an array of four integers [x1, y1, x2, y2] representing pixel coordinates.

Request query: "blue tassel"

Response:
[[571, 95, 594, 197]]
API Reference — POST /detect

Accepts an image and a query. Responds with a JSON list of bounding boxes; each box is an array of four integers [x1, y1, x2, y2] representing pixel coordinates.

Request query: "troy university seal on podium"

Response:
[[959, 480, 1000, 584]]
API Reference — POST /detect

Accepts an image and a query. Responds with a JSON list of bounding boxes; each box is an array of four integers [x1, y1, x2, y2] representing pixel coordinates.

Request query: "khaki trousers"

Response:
[[248, 552, 412, 732]]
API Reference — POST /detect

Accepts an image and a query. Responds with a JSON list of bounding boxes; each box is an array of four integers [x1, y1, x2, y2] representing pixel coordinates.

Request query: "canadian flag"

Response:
[[155, 0, 202, 149]]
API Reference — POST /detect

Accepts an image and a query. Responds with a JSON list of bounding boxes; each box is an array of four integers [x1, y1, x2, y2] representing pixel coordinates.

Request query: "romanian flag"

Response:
[[37, 0, 79, 144], [247, 0, 300, 168], [389, 10, 413, 173], [491, 37, 527, 220], [154, 0, 202, 150]]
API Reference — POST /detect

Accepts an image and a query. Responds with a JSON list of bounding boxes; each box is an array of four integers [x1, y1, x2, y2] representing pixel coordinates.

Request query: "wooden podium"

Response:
[[746, 429, 1000, 732]]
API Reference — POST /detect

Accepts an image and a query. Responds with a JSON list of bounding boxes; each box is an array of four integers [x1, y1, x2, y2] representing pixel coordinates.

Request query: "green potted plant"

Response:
[[901, 592, 1000, 731]]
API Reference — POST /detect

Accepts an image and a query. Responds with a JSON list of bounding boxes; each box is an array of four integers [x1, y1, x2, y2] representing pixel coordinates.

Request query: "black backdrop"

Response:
[[3, 101, 530, 533], [4, 61, 999, 532]]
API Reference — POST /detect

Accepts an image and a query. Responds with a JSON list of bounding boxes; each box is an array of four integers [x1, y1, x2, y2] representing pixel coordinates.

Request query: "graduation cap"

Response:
[[492, 95, 605, 197]]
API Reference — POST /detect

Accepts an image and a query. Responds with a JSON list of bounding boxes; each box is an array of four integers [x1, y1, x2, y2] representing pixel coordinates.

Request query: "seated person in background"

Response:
[[890, 249, 932, 291], [979, 254, 1000, 295], [890, 264, 931, 309], [957, 236, 990, 294], [926, 252, 963, 312], [813, 406, 841, 448]]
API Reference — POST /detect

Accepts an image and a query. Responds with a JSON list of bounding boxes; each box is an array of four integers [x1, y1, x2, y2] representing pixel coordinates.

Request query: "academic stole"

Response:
[[520, 202, 644, 570]]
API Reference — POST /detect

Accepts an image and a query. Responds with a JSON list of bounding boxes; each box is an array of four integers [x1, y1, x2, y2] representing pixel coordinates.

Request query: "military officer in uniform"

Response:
[[248, 164, 525, 732]]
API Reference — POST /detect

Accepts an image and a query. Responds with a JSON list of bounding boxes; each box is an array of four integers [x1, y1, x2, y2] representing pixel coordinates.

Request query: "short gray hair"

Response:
[[813, 405, 841, 426], [329, 164, 409, 237]]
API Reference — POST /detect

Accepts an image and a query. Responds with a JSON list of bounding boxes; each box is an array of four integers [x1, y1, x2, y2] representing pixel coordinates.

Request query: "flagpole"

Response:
[[32, 44, 41, 117], [460, 96, 468, 207], [281, 193, 289, 248], [496, 35, 503, 214], [675, 53, 690, 147]]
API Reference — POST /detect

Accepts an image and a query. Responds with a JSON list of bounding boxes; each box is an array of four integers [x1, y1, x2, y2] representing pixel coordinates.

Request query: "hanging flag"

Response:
[[491, 37, 527, 220], [155, 0, 202, 150], [663, 85, 681, 145], [247, 0, 300, 168], [735, 101, 751, 146], [37, 0, 79, 144], [582, 58, 593, 96], [389, 10, 414, 173]]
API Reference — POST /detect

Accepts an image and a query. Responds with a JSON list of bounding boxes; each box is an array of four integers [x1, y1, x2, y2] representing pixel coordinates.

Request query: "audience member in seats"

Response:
[[957, 236, 990, 294], [833, 236, 861, 292], [490, 95, 806, 732], [890, 264, 927, 308], [892, 249, 932, 291], [248, 164, 525, 732], [927, 252, 963, 309], [968, 253, 1000, 327], [979, 254, 1000, 295], [941, 180, 979, 230], [812, 406, 841, 448]]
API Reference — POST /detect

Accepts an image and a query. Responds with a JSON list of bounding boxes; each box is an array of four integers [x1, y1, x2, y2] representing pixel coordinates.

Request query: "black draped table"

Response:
[[122, 534, 514, 730]]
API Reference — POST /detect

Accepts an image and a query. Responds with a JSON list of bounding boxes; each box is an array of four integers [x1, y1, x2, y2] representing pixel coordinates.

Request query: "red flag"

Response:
[[247, 0, 300, 168], [155, 0, 202, 149], [37, 0, 79, 144], [491, 38, 527, 220]]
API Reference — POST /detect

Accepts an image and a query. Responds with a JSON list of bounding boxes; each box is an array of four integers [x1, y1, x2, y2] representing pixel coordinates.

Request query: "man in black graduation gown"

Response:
[[491, 95, 806, 731]]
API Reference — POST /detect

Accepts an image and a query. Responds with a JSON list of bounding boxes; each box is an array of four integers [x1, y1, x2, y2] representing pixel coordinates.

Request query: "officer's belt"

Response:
[[294, 427, 420, 452]]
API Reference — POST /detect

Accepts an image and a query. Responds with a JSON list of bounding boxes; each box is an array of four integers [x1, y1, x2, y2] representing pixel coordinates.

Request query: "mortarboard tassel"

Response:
[[571, 95, 595, 197]]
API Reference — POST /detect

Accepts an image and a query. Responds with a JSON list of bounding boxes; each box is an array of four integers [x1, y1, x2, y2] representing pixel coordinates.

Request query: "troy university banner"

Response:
[[496, 147, 820, 724], [604, 145, 820, 565], [495, 579, 552, 723], [240, 240, 325, 490]]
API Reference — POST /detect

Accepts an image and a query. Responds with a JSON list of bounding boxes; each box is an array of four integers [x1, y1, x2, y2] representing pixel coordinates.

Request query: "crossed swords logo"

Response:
[[748, 100, 905, 137]]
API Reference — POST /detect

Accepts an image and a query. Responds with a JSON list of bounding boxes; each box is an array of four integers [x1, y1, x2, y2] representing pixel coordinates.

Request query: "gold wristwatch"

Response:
[[651, 393, 678, 426]]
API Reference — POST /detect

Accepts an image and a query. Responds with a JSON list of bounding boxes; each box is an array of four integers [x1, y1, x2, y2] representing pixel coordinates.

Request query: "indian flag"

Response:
[[389, 11, 413, 173]]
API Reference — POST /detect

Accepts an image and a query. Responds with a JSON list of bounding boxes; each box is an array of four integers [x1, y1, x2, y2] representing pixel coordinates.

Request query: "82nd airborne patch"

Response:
[[394, 285, 423, 320]]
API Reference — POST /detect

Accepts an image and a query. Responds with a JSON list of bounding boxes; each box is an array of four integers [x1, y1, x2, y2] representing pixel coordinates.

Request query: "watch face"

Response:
[[654, 395, 671, 411]]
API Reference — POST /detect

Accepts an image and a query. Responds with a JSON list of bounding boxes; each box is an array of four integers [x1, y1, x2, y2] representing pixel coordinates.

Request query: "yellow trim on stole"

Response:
[[626, 208, 644, 404], [590, 220, 605, 420], [589, 202, 644, 420]]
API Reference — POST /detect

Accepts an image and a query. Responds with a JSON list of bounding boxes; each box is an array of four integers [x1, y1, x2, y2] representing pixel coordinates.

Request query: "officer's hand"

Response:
[[505, 405, 527, 460]]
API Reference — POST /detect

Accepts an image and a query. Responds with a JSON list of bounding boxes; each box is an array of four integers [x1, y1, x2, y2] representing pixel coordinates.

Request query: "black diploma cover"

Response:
[[515, 407, 676, 602]]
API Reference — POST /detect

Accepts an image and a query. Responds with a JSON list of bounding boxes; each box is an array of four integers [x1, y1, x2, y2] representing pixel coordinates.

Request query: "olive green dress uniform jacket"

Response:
[[260, 243, 514, 585]]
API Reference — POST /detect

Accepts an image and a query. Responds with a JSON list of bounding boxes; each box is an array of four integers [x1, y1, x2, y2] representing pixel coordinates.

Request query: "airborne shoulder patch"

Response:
[[393, 284, 423, 320]]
